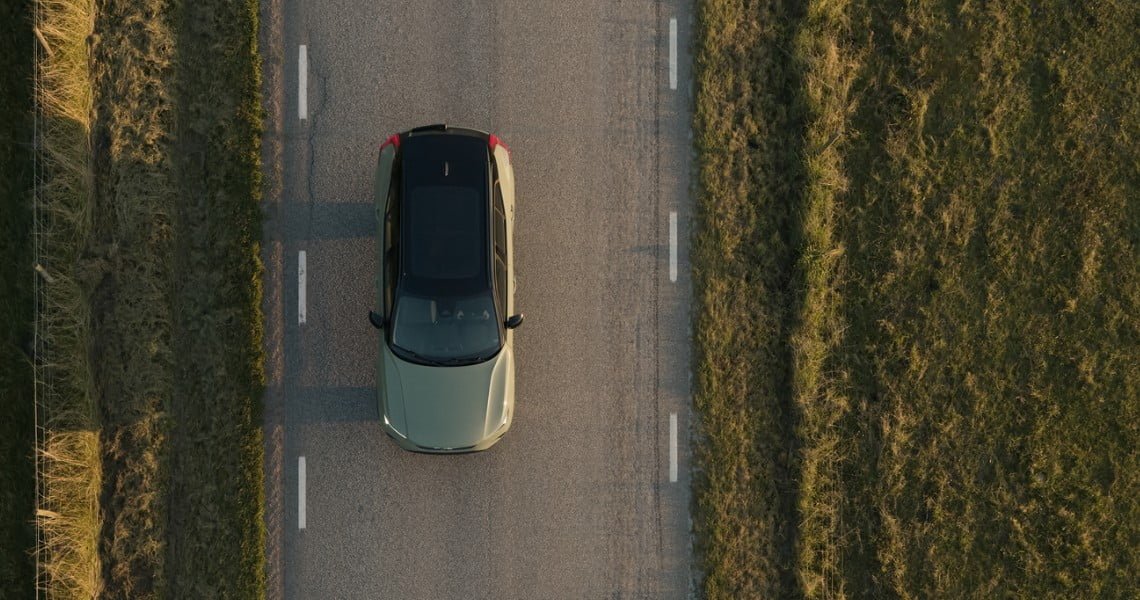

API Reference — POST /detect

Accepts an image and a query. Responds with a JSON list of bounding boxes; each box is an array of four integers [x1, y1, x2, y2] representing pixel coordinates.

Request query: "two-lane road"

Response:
[[261, 2, 693, 597]]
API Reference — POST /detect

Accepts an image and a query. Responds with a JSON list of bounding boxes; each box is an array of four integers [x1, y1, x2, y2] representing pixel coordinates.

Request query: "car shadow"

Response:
[[267, 384, 378, 424], [265, 201, 377, 241]]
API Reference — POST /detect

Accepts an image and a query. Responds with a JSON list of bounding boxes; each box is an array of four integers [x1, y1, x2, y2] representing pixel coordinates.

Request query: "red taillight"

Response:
[[488, 133, 510, 156], [380, 133, 400, 151]]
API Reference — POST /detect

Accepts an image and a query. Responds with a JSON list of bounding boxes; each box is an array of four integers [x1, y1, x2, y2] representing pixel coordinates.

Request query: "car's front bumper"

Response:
[[381, 418, 511, 454]]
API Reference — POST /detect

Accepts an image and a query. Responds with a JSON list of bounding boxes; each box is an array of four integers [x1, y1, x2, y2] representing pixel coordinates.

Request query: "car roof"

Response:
[[398, 132, 492, 298]]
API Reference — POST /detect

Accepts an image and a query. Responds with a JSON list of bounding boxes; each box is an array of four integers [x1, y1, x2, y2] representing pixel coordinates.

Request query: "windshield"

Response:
[[390, 292, 501, 364]]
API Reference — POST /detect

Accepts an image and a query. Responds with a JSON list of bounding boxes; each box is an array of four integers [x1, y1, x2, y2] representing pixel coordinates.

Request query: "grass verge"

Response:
[[85, 0, 265, 596], [163, 0, 266, 594], [30, 0, 264, 596], [0, 0, 36, 597], [690, 0, 806, 596], [692, 0, 1140, 597]]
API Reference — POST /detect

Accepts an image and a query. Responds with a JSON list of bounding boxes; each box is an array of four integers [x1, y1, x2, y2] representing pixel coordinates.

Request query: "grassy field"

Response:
[[0, 0, 36, 596], [29, 0, 264, 596], [692, 0, 1140, 598], [87, 0, 265, 596]]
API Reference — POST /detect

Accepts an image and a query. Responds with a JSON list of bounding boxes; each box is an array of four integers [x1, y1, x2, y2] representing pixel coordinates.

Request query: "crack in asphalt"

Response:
[[304, 46, 331, 224]]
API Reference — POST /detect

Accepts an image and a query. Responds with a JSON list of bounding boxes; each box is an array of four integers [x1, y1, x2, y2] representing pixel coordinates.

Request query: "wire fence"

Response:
[[31, 0, 48, 593]]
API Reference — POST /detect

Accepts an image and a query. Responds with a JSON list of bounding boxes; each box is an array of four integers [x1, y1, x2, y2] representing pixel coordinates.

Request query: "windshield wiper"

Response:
[[395, 346, 447, 367], [447, 350, 500, 366], [436, 356, 476, 366]]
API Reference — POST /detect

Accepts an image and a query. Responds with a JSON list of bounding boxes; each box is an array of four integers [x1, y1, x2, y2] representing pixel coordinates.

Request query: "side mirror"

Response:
[[369, 310, 385, 329], [505, 314, 524, 329]]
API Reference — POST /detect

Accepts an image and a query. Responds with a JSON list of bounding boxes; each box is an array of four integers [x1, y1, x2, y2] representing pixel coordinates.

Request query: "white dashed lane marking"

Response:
[[668, 18, 677, 90], [669, 211, 677, 283], [669, 413, 678, 483], [298, 456, 307, 530], [298, 250, 307, 325], [298, 45, 308, 120]]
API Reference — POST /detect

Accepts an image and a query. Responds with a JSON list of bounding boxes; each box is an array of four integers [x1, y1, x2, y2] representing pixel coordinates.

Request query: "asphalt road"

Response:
[[261, 1, 693, 598]]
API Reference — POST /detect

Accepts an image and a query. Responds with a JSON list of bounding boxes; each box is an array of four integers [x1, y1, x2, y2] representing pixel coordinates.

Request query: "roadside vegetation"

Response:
[[34, 0, 103, 596], [31, 0, 265, 596], [163, 0, 265, 594], [692, 0, 1140, 598], [690, 0, 805, 595], [0, 0, 36, 596]]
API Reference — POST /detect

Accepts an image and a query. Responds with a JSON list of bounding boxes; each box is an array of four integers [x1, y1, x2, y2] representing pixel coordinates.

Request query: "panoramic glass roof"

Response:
[[399, 133, 491, 298]]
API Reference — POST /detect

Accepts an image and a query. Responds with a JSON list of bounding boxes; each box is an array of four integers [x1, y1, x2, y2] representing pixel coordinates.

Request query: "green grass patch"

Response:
[[163, 0, 266, 594], [692, 0, 1140, 597], [0, 0, 36, 597]]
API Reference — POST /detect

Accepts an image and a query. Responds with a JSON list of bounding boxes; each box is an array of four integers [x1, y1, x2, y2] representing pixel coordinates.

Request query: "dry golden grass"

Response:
[[785, 2, 864, 596], [33, 0, 104, 597], [693, 0, 1140, 597], [36, 432, 101, 599], [691, 0, 806, 596]]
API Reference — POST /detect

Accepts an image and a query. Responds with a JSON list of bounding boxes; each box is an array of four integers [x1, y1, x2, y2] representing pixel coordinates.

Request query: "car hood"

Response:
[[381, 345, 512, 450]]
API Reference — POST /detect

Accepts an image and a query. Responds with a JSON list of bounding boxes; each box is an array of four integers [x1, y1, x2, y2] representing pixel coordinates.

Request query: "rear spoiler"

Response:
[[405, 123, 489, 139]]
